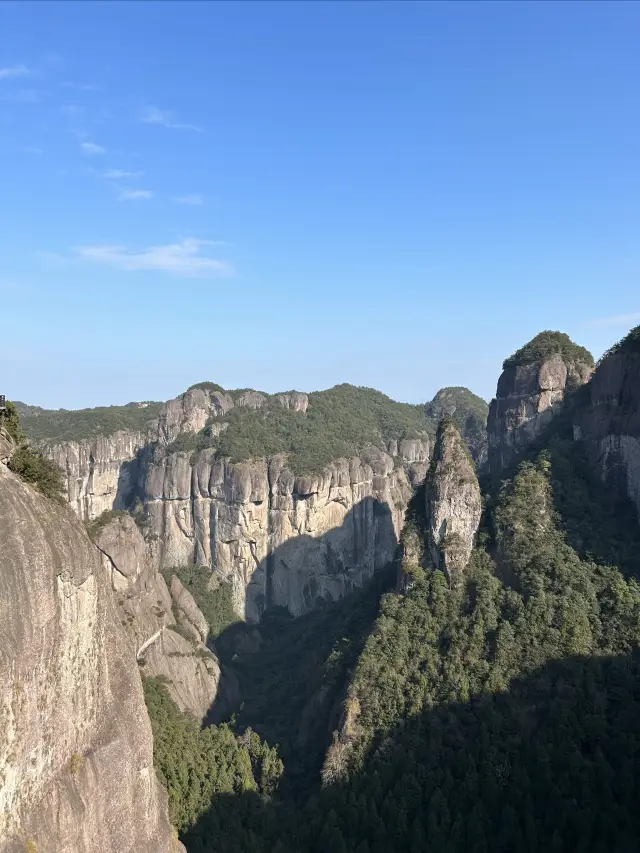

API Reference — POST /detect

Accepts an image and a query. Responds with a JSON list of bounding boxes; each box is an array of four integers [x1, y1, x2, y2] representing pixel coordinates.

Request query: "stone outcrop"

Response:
[[93, 514, 220, 720], [425, 419, 481, 584], [426, 387, 489, 469], [143, 443, 427, 621], [154, 386, 309, 445], [0, 427, 15, 464], [0, 465, 177, 853], [488, 348, 592, 473], [576, 340, 640, 521], [50, 430, 148, 520]]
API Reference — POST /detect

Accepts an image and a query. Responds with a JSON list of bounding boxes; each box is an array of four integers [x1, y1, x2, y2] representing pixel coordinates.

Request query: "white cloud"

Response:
[[0, 65, 31, 79], [589, 312, 640, 328], [118, 188, 153, 200], [104, 169, 143, 179], [74, 238, 232, 277], [81, 141, 106, 155], [173, 193, 204, 205], [61, 104, 84, 116], [139, 105, 203, 132], [23, 145, 43, 155]]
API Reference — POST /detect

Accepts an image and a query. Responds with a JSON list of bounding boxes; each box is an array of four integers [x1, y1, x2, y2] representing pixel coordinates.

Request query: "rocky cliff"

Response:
[[92, 513, 220, 720], [143, 443, 425, 621], [0, 465, 177, 853], [575, 326, 640, 521], [425, 419, 481, 584], [50, 429, 148, 519], [487, 332, 594, 472], [25, 380, 495, 622], [34, 383, 437, 622]]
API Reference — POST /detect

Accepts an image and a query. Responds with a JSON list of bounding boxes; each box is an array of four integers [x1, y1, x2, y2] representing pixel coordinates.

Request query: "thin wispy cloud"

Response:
[[173, 193, 204, 205], [118, 188, 153, 200], [139, 105, 203, 132], [74, 238, 232, 278], [23, 145, 43, 155], [589, 312, 640, 328], [0, 65, 31, 80], [81, 141, 106, 155], [104, 169, 143, 179]]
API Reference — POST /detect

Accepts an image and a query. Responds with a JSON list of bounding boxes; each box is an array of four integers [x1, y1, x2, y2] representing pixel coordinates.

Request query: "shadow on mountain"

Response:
[[207, 497, 398, 800], [185, 649, 640, 853], [481, 392, 640, 579]]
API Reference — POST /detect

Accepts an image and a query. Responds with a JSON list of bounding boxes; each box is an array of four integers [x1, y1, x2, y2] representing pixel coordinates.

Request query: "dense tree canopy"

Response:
[[146, 410, 640, 851]]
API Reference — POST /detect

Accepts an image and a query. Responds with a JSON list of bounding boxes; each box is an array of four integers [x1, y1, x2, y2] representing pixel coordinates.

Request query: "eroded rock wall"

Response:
[[488, 354, 592, 473], [576, 349, 640, 521], [49, 430, 147, 520], [93, 514, 220, 720], [425, 419, 481, 584], [143, 443, 428, 621], [0, 465, 177, 853]]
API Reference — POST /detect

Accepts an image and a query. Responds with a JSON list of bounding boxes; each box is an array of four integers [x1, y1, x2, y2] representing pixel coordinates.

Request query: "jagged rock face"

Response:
[[155, 387, 235, 444], [154, 387, 309, 445], [143, 443, 425, 621], [577, 349, 640, 521], [0, 427, 15, 463], [0, 466, 176, 853], [488, 354, 592, 472], [275, 391, 309, 412], [425, 420, 481, 584], [94, 515, 220, 720], [426, 387, 489, 468], [49, 430, 148, 520]]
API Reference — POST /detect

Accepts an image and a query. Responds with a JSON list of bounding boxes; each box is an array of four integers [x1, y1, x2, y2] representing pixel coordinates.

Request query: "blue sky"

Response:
[[1, 1, 639, 409]]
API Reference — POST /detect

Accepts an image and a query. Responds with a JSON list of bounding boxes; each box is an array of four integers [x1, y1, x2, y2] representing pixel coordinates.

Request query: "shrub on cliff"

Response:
[[3, 400, 65, 501], [600, 324, 640, 360]]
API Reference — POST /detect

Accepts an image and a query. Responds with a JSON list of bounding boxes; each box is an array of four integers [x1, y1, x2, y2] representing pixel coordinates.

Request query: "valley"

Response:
[[2, 327, 640, 851]]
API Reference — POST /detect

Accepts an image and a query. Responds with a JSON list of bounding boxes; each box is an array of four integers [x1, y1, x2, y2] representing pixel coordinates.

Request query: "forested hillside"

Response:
[[17, 383, 488, 472], [143, 331, 640, 852]]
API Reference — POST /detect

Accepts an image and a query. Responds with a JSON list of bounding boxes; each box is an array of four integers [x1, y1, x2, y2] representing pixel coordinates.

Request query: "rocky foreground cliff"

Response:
[[0, 464, 178, 852]]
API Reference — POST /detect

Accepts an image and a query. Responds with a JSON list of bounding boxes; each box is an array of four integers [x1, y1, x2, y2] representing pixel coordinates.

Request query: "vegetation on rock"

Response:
[[143, 676, 282, 834], [502, 330, 594, 370], [600, 323, 640, 359], [4, 400, 65, 501], [17, 400, 162, 442], [150, 390, 640, 852], [162, 565, 239, 640]]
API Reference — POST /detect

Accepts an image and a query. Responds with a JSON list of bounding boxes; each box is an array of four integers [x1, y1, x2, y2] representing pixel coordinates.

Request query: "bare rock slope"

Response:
[[0, 465, 177, 853], [93, 513, 220, 720], [425, 418, 481, 584]]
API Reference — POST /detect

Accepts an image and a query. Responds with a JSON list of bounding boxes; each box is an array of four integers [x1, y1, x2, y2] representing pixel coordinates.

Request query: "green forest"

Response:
[[143, 376, 640, 852], [17, 382, 488, 476]]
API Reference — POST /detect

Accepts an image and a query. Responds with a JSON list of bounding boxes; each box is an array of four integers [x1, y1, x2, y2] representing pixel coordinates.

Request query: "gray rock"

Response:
[[487, 353, 592, 472], [426, 419, 481, 584], [576, 348, 640, 521], [275, 392, 309, 412], [94, 514, 220, 720], [48, 429, 148, 520], [0, 464, 176, 853], [0, 427, 15, 464], [235, 390, 267, 409]]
